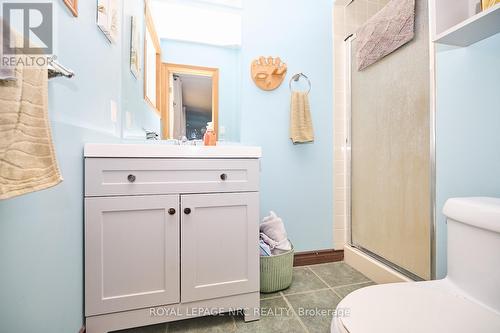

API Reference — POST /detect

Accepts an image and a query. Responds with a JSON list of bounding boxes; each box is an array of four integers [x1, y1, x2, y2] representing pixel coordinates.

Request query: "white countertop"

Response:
[[84, 143, 262, 158]]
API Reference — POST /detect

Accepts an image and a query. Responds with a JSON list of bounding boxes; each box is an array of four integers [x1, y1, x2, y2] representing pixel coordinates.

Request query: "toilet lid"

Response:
[[337, 281, 500, 333]]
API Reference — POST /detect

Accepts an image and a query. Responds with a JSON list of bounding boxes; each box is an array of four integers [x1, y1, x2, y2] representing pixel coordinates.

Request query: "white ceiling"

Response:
[[177, 74, 212, 112]]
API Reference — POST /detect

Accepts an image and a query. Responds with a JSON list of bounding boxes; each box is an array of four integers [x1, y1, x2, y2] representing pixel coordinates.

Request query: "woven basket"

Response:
[[260, 245, 294, 293]]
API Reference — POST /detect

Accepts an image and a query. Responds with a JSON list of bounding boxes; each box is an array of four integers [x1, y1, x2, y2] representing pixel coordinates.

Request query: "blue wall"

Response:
[[240, 0, 334, 251], [435, 33, 500, 278], [0, 1, 123, 332], [0, 2, 334, 332], [161, 39, 242, 142], [122, 0, 160, 138]]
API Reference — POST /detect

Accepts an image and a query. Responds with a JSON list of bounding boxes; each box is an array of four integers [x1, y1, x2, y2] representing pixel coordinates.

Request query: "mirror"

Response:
[[162, 64, 219, 140], [121, 0, 242, 141]]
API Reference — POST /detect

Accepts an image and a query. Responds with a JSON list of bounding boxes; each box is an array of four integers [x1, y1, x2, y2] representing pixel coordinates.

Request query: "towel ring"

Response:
[[289, 73, 311, 95]]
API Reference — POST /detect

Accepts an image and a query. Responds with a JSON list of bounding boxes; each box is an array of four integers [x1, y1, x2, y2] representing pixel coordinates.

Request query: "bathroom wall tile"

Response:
[[333, 282, 375, 299], [285, 289, 341, 333], [334, 215, 346, 229], [334, 201, 345, 215], [334, 231, 346, 250], [334, 131, 346, 149], [334, 174, 345, 188], [310, 263, 370, 287], [234, 297, 303, 333], [334, 188, 345, 203], [334, 90, 346, 107], [334, 160, 345, 175], [281, 267, 329, 295]]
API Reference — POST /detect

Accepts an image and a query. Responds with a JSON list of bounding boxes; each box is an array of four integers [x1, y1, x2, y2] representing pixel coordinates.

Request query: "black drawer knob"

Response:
[[127, 174, 136, 183], [184, 208, 191, 215], [168, 208, 176, 215], [220, 173, 227, 181]]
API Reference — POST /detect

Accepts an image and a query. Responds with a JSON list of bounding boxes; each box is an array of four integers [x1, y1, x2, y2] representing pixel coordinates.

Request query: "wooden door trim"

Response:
[[144, 0, 161, 115]]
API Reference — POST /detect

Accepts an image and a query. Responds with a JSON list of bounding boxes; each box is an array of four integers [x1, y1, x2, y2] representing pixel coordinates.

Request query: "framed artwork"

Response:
[[130, 16, 141, 79], [97, 0, 119, 43], [62, 0, 78, 17]]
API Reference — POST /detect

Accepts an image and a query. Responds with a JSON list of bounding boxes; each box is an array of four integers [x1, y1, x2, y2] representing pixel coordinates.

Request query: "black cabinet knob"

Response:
[[184, 208, 191, 215], [220, 173, 227, 181], [127, 174, 136, 183], [168, 208, 176, 215]]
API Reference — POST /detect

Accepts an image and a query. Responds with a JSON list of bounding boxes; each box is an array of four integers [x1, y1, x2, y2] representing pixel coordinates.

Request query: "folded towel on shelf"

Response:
[[290, 91, 314, 144], [0, 26, 62, 200], [260, 211, 292, 255]]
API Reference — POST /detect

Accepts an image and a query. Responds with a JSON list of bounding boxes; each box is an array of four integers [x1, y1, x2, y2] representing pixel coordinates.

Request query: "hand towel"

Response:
[[290, 91, 314, 144], [0, 28, 62, 200], [355, 0, 415, 71]]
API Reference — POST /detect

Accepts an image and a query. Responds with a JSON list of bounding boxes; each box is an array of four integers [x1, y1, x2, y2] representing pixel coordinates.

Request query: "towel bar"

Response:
[[48, 60, 75, 79], [289, 72, 311, 95]]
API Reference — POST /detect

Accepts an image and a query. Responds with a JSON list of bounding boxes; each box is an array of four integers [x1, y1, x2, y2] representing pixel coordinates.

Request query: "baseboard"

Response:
[[293, 249, 344, 267]]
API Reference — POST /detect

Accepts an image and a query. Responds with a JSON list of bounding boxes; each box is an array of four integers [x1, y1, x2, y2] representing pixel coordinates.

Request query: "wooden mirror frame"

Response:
[[144, 0, 161, 115], [161, 63, 219, 140], [63, 0, 78, 17]]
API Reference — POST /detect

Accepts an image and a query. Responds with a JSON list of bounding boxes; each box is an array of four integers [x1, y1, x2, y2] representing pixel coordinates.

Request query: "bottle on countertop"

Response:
[[203, 122, 217, 146]]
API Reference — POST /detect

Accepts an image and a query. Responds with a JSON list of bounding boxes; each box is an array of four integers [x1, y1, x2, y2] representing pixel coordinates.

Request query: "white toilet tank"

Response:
[[443, 197, 500, 312]]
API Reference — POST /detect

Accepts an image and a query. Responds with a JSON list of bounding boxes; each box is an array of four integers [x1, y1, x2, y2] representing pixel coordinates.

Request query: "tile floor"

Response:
[[116, 262, 374, 333]]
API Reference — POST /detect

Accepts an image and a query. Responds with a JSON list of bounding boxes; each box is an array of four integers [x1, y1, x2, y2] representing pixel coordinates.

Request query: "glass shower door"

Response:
[[348, 0, 432, 280]]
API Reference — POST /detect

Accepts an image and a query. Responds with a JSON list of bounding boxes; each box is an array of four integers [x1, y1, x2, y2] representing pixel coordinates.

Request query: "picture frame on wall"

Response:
[[62, 0, 78, 17], [130, 16, 141, 79], [97, 0, 120, 43]]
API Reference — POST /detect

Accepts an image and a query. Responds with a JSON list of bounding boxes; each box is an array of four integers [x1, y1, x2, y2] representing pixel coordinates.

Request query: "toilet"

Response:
[[332, 197, 500, 333]]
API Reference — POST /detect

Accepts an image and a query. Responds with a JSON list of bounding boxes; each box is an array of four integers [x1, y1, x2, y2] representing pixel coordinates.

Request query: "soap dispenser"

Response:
[[203, 122, 216, 146]]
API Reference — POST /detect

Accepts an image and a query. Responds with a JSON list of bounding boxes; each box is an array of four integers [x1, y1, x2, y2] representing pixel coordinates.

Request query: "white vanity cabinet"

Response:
[[84, 144, 261, 333]]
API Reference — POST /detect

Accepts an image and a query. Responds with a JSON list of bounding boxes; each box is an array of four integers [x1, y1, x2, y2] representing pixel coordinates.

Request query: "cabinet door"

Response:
[[181, 192, 259, 303], [85, 195, 179, 316]]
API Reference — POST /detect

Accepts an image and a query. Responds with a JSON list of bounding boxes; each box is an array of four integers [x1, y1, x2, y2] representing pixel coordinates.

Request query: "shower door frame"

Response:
[[344, 26, 437, 281]]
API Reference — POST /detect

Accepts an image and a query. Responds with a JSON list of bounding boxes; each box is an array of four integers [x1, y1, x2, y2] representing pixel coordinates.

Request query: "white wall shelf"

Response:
[[433, 3, 500, 47]]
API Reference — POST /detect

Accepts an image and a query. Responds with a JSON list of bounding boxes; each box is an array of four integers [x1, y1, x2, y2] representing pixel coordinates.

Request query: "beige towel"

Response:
[[290, 92, 314, 144], [0, 37, 62, 200], [355, 0, 415, 71]]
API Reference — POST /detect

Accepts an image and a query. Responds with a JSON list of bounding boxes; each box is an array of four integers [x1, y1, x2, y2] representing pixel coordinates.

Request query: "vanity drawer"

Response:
[[85, 158, 259, 196]]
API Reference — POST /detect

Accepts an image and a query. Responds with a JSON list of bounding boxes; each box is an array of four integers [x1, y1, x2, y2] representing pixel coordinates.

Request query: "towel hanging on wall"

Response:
[[355, 0, 416, 71], [289, 73, 314, 144], [290, 92, 314, 144], [0, 28, 62, 200]]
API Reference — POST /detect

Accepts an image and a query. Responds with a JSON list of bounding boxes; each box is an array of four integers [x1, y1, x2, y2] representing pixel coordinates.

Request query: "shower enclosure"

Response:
[[345, 0, 434, 281]]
